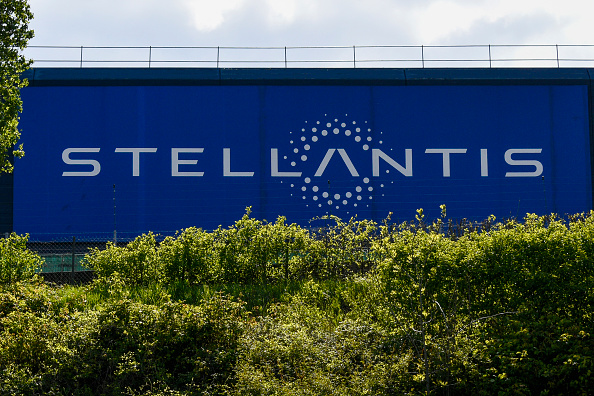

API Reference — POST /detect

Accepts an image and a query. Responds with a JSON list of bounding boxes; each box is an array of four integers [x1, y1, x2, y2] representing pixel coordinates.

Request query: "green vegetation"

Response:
[[1, 209, 593, 395], [0, 0, 33, 173]]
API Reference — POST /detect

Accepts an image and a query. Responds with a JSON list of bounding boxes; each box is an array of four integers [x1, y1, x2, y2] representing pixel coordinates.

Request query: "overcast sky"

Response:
[[25, 0, 594, 67]]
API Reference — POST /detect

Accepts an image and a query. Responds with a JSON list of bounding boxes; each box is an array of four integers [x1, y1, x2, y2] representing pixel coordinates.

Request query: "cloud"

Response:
[[440, 12, 567, 45], [27, 0, 591, 53], [183, 0, 246, 32]]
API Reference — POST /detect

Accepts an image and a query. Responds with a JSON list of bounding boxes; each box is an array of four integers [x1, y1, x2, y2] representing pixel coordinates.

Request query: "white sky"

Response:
[[25, 0, 594, 67]]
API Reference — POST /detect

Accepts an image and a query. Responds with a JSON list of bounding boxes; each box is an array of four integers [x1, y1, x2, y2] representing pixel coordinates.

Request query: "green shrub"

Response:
[[84, 233, 161, 286], [0, 233, 43, 285], [0, 282, 247, 395], [235, 300, 413, 395]]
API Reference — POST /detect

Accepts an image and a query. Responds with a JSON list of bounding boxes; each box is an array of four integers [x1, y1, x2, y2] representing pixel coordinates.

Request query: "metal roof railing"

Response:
[[22, 44, 594, 69]]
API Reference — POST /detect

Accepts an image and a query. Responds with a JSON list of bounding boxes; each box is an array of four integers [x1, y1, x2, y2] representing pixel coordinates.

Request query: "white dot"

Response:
[[313, 196, 318, 201], [284, 156, 288, 160], [357, 196, 362, 200], [290, 184, 294, 187], [356, 127, 361, 132], [346, 192, 352, 198], [356, 186, 362, 192], [380, 184, 384, 187], [353, 121, 357, 125], [328, 200, 333, 205], [302, 128, 305, 132], [341, 123, 346, 127], [386, 170, 390, 174], [363, 178, 369, 183], [355, 136, 361, 142], [345, 130, 351, 136], [333, 128, 339, 134], [334, 119, 338, 122], [322, 130, 328, 136], [302, 186, 307, 191], [368, 187, 373, 192], [368, 128, 372, 132], [301, 155, 307, 161], [336, 206, 339, 209], [318, 204, 322, 207], [334, 194, 340, 200], [379, 141, 383, 144], [363, 145, 369, 150], [323, 192, 329, 198], [304, 144, 310, 150], [305, 177, 311, 183], [369, 196, 373, 200], [313, 186, 319, 192], [354, 203, 358, 207], [301, 136, 306, 141], [294, 148, 299, 153], [342, 200, 347, 205], [290, 140, 294, 144], [291, 162, 296, 166], [326, 123, 332, 127], [312, 136, 319, 142], [312, 127, 317, 132], [302, 196, 306, 199], [367, 137, 372, 141], [317, 121, 320, 124]]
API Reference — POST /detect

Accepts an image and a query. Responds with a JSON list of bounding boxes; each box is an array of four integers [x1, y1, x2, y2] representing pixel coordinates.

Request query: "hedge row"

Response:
[[0, 210, 593, 394]]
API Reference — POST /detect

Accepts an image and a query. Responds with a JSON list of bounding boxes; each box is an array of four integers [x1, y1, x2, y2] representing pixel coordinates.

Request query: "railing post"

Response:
[[353, 45, 356, 68], [489, 44, 492, 68], [217, 46, 220, 69], [149, 46, 152, 68], [421, 45, 425, 68], [80, 46, 83, 68], [556, 44, 560, 68], [285, 46, 287, 68]]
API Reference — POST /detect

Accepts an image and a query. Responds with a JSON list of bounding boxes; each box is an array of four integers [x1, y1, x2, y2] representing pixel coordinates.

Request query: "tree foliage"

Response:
[[0, 0, 33, 173]]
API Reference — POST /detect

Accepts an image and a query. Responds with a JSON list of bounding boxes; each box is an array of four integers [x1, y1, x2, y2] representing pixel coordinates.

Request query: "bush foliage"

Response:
[[1, 209, 593, 394]]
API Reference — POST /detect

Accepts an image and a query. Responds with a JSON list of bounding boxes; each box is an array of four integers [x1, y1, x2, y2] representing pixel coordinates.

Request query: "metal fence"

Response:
[[28, 237, 111, 284], [27, 233, 173, 284], [22, 44, 594, 69]]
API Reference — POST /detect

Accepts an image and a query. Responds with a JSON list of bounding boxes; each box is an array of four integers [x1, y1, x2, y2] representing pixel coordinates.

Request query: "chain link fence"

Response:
[[27, 233, 175, 285], [28, 237, 108, 284]]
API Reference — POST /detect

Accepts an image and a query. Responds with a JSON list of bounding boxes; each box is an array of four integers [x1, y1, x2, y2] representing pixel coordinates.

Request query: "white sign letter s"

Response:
[[505, 149, 543, 177], [62, 148, 101, 176]]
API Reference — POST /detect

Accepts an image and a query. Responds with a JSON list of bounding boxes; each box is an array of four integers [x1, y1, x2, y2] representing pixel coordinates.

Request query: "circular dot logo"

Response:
[[284, 114, 386, 214]]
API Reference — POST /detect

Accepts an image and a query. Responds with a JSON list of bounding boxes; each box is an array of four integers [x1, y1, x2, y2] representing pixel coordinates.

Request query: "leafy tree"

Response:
[[0, 0, 33, 173]]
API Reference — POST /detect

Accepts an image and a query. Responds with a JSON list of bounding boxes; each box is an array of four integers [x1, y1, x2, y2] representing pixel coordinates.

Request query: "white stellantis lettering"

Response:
[[114, 148, 157, 176], [505, 149, 543, 177], [315, 149, 359, 177], [372, 149, 412, 177], [62, 148, 101, 176], [271, 149, 301, 177], [425, 149, 467, 177], [223, 148, 254, 177], [481, 149, 488, 177], [172, 148, 204, 177]]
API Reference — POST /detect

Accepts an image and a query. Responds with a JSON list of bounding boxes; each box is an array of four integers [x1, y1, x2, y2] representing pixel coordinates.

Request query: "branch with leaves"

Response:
[[0, 0, 33, 173]]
